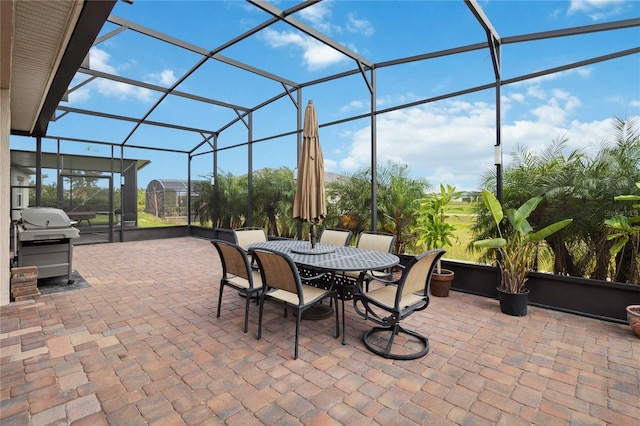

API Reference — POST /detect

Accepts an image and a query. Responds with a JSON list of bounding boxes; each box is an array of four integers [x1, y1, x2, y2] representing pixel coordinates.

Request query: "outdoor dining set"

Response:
[[211, 227, 445, 361]]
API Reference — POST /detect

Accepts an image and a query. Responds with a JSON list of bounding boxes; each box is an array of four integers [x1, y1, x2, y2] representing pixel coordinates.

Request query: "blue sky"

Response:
[[12, 0, 640, 191]]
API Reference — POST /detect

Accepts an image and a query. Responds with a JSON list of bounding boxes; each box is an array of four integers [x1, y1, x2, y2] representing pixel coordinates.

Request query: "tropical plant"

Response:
[[251, 167, 296, 237], [326, 167, 373, 234], [473, 189, 573, 293], [193, 171, 248, 228], [473, 117, 640, 281], [378, 162, 430, 253], [414, 184, 461, 272], [327, 161, 429, 253], [604, 182, 640, 284]]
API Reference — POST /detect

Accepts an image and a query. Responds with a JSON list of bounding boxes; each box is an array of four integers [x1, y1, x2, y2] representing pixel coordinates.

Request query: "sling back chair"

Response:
[[250, 247, 340, 359], [352, 249, 445, 360], [233, 227, 267, 249], [318, 228, 353, 246], [211, 239, 263, 333], [233, 227, 267, 270], [344, 231, 397, 291]]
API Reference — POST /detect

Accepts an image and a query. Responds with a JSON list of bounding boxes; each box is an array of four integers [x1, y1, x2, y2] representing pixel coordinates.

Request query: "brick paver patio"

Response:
[[1, 237, 638, 425]]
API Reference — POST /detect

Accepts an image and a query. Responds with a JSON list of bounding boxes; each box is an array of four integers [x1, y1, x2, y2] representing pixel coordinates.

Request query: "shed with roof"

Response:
[[145, 179, 207, 218]]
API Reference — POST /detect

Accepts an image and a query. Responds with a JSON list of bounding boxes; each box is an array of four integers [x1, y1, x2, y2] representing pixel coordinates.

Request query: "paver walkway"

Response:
[[1, 237, 638, 425]]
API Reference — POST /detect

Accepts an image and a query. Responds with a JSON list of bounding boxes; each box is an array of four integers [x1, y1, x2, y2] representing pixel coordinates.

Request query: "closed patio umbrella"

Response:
[[293, 100, 326, 248]]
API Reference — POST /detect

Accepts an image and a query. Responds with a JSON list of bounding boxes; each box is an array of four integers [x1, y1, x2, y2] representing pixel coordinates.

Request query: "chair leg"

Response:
[[363, 324, 429, 360], [334, 295, 340, 338], [243, 290, 251, 333], [341, 297, 347, 345], [216, 282, 225, 318], [257, 296, 265, 340], [294, 311, 302, 359]]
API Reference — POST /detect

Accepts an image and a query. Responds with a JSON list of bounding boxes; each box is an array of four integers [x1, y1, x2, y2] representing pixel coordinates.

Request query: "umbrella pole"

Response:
[[310, 221, 318, 248]]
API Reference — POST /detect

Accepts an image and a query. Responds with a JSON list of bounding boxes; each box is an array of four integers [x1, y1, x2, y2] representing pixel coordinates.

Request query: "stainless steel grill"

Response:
[[14, 207, 80, 283]]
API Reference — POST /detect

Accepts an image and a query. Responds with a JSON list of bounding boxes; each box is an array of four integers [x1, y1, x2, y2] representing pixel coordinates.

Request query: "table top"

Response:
[[248, 240, 399, 272]]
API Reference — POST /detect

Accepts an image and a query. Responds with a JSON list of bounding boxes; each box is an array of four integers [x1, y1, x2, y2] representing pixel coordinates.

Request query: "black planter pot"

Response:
[[497, 287, 529, 316]]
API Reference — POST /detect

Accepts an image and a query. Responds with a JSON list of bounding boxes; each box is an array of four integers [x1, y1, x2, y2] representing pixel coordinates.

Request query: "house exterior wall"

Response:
[[9, 168, 30, 220], [1, 88, 10, 305]]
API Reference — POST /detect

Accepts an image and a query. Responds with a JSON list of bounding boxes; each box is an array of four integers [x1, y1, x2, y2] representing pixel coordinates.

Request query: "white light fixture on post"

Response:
[[494, 145, 502, 165]]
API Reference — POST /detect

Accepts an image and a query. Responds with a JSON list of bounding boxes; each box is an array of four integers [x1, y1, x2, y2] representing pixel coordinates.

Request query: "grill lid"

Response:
[[21, 207, 73, 229]]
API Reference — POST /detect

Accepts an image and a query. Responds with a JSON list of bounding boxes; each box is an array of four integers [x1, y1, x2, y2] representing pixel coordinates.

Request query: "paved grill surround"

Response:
[[1, 237, 638, 425]]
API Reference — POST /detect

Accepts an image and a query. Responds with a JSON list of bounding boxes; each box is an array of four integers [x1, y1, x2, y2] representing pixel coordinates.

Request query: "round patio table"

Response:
[[248, 240, 399, 344]]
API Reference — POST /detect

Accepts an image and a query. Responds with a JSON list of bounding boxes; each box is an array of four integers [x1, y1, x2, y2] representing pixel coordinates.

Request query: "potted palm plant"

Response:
[[473, 189, 573, 316], [414, 184, 461, 297]]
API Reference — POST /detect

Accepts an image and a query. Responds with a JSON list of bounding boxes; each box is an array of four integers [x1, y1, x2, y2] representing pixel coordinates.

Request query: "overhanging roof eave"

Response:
[[34, 0, 116, 136]]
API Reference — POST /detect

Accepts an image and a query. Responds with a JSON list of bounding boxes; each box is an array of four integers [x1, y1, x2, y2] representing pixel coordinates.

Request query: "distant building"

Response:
[[457, 191, 482, 203]]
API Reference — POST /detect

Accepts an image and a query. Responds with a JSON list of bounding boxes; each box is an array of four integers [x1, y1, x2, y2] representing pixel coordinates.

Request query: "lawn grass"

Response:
[[445, 201, 478, 215], [137, 212, 185, 227], [404, 201, 482, 263], [436, 214, 484, 263], [439, 202, 556, 271], [442, 201, 481, 263]]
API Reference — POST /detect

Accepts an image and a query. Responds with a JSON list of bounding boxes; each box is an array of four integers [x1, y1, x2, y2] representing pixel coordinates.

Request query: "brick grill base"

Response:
[[11, 266, 40, 301]]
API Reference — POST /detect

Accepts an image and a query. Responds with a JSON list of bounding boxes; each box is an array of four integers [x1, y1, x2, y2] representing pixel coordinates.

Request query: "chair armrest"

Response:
[[360, 264, 403, 285]]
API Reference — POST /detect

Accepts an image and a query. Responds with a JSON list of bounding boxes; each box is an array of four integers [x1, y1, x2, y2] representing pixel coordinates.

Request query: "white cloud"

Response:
[[329, 89, 635, 191], [510, 93, 525, 103], [324, 158, 338, 171], [568, 0, 628, 19], [287, 0, 345, 36], [339, 100, 365, 113], [90, 48, 117, 74], [299, 2, 331, 26], [262, 28, 348, 71], [94, 80, 151, 101], [334, 101, 496, 190], [511, 67, 592, 88], [67, 47, 175, 103], [148, 70, 177, 87], [346, 13, 374, 36], [260, 1, 373, 71], [526, 86, 547, 100]]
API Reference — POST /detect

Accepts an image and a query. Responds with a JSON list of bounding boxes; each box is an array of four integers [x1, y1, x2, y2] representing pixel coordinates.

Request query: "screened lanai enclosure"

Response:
[[6, 1, 640, 290]]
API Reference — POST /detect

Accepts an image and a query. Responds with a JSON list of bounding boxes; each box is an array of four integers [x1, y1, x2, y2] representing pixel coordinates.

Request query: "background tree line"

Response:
[[193, 118, 639, 284]]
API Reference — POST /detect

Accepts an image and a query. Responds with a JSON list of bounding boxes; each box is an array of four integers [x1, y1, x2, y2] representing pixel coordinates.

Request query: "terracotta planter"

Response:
[[430, 269, 454, 297], [497, 287, 529, 316], [626, 305, 640, 337]]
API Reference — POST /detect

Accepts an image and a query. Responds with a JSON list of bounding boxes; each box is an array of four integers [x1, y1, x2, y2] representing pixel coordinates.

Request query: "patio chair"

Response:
[[319, 228, 353, 246], [250, 247, 340, 359], [211, 239, 263, 333], [233, 227, 267, 270], [233, 227, 267, 249], [344, 231, 397, 290], [352, 249, 445, 360]]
